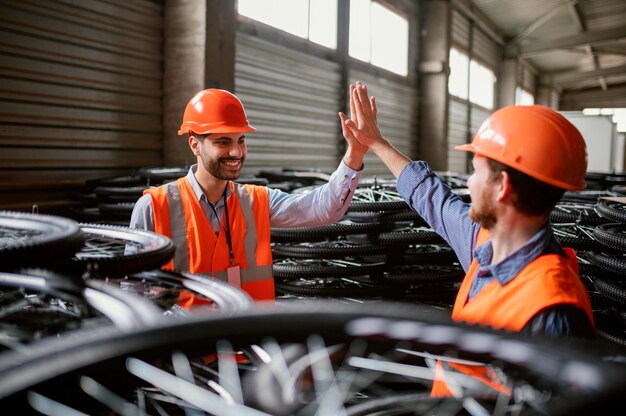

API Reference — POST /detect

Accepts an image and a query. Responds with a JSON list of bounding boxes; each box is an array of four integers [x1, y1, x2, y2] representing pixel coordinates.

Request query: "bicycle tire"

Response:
[[61, 224, 174, 278], [384, 264, 464, 284], [593, 277, 626, 305], [270, 221, 386, 242], [550, 203, 608, 225], [364, 226, 447, 246], [595, 200, 626, 223], [0, 269, 158, 351], [272, 240, 391, 259], [0, 211, 85, 271], [273, 259, 385, 279], [0, 303, 622, 416], [592, 223, 626, 252], [275, 277, 383, 297], [402, 244, 459, 264], [125, 269, 253, 315], [136, 167, 187, 184], [585, 251, 626, 275]]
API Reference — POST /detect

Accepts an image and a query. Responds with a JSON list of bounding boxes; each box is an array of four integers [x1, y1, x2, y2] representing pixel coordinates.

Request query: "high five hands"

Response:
[[339, 82, 386, 151], [339, 81, 412, 178]]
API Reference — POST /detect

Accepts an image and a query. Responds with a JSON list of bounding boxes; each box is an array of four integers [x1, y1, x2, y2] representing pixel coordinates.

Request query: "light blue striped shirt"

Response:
[[130, 160, 362, 233]]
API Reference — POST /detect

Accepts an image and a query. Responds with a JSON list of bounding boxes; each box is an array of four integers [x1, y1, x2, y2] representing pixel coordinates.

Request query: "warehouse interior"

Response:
[[1, 0, 626, 414], [1, 0, 625, 211]]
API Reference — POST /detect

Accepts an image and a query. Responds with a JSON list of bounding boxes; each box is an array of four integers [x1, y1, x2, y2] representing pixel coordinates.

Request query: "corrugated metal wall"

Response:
[[0, 0, 163, 210], [447, 8, 501, 174], [234, 33, 342, 175], [348, 69, 417, 179], [448, 98, 469, 173], [472, 27, 500, 67], [518, 63, 536, 93], [448, 10, 471, 173]]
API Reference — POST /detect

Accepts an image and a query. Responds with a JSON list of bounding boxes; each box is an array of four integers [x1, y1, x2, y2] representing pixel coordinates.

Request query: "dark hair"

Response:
[[486, 158, 564, 217]]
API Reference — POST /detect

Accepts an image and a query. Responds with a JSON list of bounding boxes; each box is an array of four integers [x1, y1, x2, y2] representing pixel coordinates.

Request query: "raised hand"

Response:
[[340, 81, 411, 178], [339, 84, 367, 154], [339, 82, 385, 150]]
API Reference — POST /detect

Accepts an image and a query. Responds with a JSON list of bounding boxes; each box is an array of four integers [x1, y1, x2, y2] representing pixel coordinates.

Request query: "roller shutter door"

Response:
[[234, 33, 342, 175], [0, 0, 163, 210]]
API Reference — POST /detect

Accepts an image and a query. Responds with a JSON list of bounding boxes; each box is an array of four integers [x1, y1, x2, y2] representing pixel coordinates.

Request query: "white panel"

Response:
[[561, 112, 617, 173]]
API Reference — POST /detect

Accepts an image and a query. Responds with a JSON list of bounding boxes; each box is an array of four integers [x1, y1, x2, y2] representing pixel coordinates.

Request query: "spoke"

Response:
[[126, 357, 271, 416], [27, 391, 90, 416], [261, 338, 298, 404], [217, 340, 244, 405], [80, 376, 147, 416], [306, 335, 348, 416]]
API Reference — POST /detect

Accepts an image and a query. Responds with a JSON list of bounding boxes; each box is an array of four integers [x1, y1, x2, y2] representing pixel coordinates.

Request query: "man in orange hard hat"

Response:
[[130, 88, 368, 303], [340, 81, 596, 398], [340, 82, 595, 336]]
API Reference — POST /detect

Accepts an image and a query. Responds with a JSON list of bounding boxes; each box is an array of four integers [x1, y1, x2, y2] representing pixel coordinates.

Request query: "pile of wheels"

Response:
[[272, 177, 465, 306], [0, 211, 254, 351], [60, 167, 626, 351], [2, 209, 626, 414]]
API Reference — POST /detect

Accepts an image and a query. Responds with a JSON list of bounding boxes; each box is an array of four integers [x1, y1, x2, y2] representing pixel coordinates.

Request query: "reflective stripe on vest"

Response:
[[145, 179, 274, 301]]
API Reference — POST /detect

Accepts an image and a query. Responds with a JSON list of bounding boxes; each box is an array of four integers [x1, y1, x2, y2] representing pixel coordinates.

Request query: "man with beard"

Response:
[[339, 82, 595, 339], [130, 88, 367, 303]]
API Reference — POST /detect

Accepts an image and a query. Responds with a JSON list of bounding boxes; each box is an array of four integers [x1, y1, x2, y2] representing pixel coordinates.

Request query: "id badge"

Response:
[[227, 264, 241, 287]]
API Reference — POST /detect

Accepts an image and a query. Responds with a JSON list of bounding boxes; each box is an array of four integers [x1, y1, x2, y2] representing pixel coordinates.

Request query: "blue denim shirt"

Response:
[[470, 227, 565, 301], [396, 161, 594, 338]]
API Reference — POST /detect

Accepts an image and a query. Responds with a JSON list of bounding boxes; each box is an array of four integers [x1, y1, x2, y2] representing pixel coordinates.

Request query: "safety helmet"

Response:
[[455, 105, 587, 190], [178, 89, 256, 135]]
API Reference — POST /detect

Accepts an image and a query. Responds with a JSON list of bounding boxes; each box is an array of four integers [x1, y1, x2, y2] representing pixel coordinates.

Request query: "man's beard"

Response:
[[204, 156, 245, 180], [468, 189, 497, 229]]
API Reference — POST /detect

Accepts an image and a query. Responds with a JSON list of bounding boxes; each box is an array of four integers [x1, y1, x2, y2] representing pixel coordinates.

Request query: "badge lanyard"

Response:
[[207, 182, 241, 286]]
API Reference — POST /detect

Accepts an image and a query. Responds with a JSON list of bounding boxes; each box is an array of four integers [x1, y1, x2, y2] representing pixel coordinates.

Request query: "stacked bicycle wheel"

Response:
[[272, 179, 464, 305], [0, 302, 624, 416], [577, 198, 626, 347], [0, 211, 253, 357]]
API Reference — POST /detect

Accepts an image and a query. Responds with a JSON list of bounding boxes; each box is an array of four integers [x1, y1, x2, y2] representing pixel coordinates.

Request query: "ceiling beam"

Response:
[[560, 84, 626, 110], [451, 0, 506, 46], [508, 0, 577, 45], [540, 64, 626, 85], [565, 1, 607, 90], [506, 26, 626, 57]]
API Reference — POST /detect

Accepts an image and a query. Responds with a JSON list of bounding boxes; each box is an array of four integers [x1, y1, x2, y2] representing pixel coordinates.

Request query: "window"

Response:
[[349, 0, 409, 76], [515, 87, 534, 106], [469, 60, 496, 109], [448, 47, 469, 99], [238, 0, 338, 49], [448, 48, 496, 109]]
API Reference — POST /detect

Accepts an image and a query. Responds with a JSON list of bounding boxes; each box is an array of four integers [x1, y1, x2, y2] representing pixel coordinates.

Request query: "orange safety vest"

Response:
[[432, 228, 594, 398], [452, 228, 594, 331], [145, 178, 274, 302]]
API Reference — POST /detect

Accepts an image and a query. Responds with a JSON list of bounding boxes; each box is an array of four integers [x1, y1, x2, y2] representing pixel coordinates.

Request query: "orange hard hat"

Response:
[[455, 105, 587, 190], [178, 89, 256, 135]]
